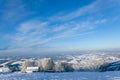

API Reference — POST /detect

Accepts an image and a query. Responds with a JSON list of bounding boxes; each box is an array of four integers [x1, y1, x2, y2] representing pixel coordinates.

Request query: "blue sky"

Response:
[[0, 0, 120, 54]]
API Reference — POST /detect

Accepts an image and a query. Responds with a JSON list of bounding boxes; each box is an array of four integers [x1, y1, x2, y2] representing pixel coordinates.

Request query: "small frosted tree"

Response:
[[36, 58, 54, 72], [21, 60, 35, 72], [36, 59, 43, 71], [54, 61, 74, 72], [54, 61, 65, 72]]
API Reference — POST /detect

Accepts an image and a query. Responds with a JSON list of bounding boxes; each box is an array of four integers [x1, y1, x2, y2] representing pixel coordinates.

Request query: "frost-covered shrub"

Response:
[[21, 60, 36, 72], [54, 61, 74, 72], [54, 61, 65, 72], [35, 59, 43, 71], [71, 59, 109, 71], [99, 62, 109, 72], [36, 58, 54, 71]]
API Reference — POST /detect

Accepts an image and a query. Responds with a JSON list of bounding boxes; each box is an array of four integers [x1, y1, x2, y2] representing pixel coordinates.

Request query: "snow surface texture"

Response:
[[0, 71, 120, 80]]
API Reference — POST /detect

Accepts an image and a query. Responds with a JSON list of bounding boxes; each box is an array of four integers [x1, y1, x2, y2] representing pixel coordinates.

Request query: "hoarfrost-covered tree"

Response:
[[54, 61, 65, 72], [21, 60, 36, 72], [37, 58, 54, 71], [36, 59, 43, 71], [71, 58, 109, 71], [54, 61, 73, 72]]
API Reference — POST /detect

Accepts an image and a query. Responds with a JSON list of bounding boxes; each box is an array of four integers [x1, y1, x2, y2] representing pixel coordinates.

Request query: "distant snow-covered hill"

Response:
[[0, 53, 120, 72], [57, 53, 120, 71]]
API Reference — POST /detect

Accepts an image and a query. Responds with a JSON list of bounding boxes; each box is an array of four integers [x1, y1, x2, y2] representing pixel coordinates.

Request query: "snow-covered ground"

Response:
[[0, 71, 120, 80]]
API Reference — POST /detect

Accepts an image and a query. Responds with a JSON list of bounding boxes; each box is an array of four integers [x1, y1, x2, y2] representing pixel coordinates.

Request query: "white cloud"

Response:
[[48, 0, 99, 22], [18, 20, 48, 34], [7, 17, 106, 50], [49, 0, 120, 23], [95, 19, 107, 24], [4, 0, 114, 52], [2, 0, 26, 21]]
